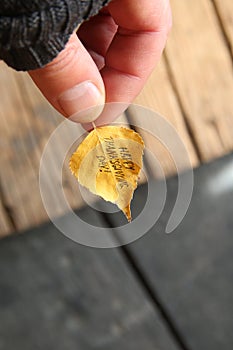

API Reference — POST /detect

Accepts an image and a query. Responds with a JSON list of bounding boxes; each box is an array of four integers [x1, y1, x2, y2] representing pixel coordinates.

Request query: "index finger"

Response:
[[92, 0, 172, 126]]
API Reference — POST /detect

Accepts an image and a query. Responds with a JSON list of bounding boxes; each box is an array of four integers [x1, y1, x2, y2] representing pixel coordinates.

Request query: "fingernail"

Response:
[[58, 81, 105, 123]]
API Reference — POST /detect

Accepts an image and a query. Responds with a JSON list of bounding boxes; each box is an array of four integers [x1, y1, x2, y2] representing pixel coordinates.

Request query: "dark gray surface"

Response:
[[1, 154, 233, 350], [0, 208, 179, 350], [109, 153, 233, 350]]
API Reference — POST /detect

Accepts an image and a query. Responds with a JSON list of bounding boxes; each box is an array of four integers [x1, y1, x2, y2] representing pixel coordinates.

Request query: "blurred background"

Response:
[[0, 0, 233, 349]]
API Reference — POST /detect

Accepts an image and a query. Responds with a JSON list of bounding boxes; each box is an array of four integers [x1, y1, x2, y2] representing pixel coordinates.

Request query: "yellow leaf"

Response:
[[69, 126, 144, 222]]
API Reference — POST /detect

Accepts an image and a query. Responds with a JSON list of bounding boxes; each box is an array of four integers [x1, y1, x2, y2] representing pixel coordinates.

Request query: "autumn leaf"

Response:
[[69, 126, 144, 221]]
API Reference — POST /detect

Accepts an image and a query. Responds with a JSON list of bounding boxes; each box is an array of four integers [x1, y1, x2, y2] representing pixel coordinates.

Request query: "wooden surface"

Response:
[[0, 197, 12, 237], [131, 58, 199, 176], [165, 0, 233, 161], [0, 0, 233, 236]]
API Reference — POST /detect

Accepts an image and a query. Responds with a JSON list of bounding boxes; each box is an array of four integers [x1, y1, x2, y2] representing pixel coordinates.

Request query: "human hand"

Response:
[[29, 0, 172, 127]]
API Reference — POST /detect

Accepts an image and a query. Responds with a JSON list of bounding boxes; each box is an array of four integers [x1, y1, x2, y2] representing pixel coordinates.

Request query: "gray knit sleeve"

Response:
[[0, 0, 110, 71]]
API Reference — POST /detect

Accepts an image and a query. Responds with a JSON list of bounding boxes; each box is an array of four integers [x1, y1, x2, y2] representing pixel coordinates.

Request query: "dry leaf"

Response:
[[69, 126, 144, 221]]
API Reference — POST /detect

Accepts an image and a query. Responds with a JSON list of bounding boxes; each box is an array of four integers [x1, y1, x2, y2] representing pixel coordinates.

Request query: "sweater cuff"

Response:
[[0, 0, 111, 71]]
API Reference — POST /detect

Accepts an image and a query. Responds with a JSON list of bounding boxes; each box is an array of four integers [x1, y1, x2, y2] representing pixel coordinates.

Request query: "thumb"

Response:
[[29, 33, 105, 123]]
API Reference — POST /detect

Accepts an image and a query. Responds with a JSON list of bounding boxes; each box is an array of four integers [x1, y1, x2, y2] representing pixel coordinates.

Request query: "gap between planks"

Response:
[[163, 0, 233, 162], [0, 65, 134, 236], [128, 56, 199, 179], [100, 211, 191, 350], [1, 0, 233, 235]]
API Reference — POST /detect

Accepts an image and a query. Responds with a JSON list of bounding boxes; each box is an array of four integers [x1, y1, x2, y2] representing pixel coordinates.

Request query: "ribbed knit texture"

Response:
[[0, 0, 110, 71]]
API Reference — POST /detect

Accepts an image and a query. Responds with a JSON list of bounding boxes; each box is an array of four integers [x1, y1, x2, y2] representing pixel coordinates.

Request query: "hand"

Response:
[[29, 0, 172, 127]]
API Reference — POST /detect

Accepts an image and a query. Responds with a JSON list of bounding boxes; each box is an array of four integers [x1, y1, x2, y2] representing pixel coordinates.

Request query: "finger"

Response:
[[29, 33, 105, 123], [77, 10, 118, 59], [88, 0, 172, 126]]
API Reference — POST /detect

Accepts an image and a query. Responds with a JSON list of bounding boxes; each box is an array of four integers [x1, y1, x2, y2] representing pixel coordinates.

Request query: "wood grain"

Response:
[[0, 0, 233, 235], [165, 0, 233, 161], [128, 57, 199, 177], [0, 199, 12, 237], [14, 70, 90, 214], [214, 0, 233, 55], [0, 63, 86, 232], [0, 64, 40, 231], [0, 63, 132, 234]]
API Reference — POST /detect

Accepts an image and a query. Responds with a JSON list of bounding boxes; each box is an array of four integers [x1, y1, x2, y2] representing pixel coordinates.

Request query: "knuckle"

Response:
[[44, 34, 81, 74]]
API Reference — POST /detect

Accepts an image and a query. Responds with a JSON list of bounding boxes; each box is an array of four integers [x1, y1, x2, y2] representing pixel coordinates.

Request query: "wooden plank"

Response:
[[0, 63, 41, 231], [0, 62, 86, 232], [14, 70, 92, 214], [124, 154, 233, 350], [128, 58, 199, 177], [0, 62, 145, 237], [0, 209, 180, 350], [213, 0, 233, 55], [0, 62, 141, 236], [0, 199, 12, 237], [165, 0, 233, 161], [12, 71, 139, 219]]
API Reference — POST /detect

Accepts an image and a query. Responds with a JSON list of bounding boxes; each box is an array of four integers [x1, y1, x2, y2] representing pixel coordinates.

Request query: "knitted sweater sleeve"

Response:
[[0, 0, 110, 71]]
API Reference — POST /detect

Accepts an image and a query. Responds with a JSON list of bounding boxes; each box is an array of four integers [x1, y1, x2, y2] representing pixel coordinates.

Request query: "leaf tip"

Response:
[[122, 204, 132, 223]]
